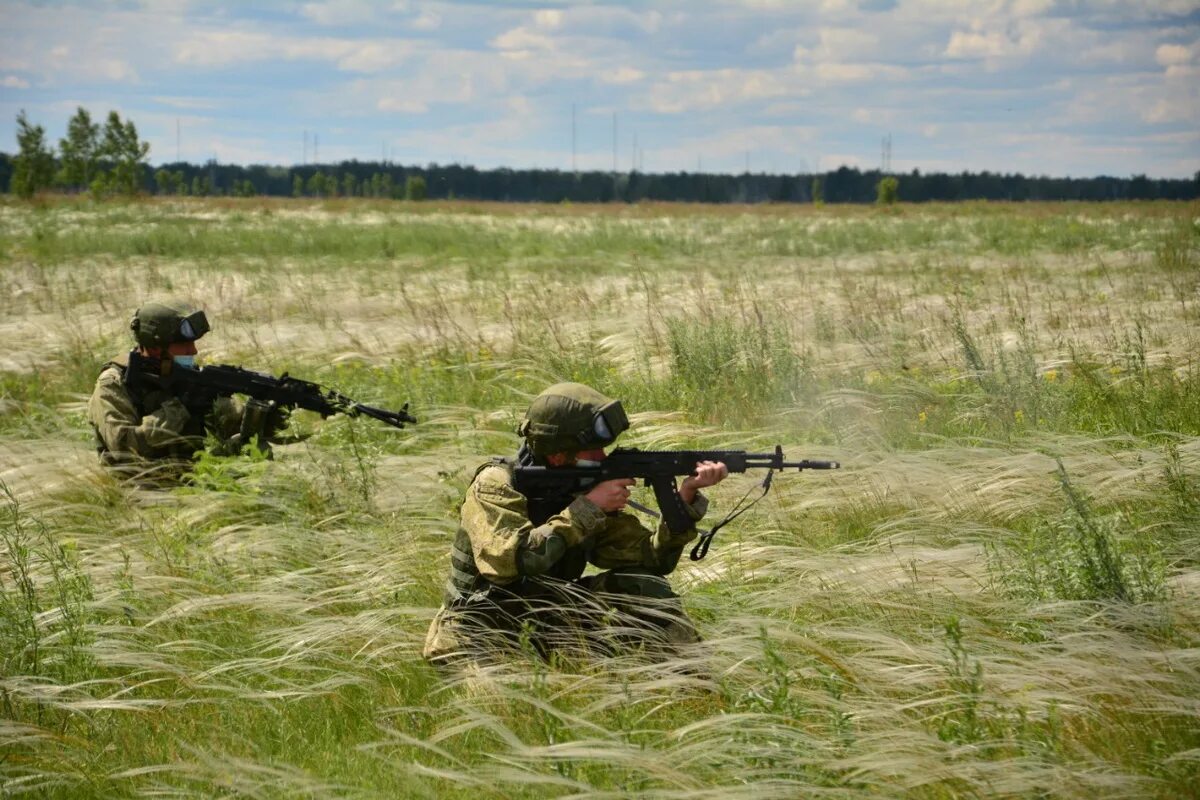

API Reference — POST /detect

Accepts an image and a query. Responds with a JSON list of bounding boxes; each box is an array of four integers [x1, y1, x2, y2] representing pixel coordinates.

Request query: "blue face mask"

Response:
[[172, 355, 196, 369]]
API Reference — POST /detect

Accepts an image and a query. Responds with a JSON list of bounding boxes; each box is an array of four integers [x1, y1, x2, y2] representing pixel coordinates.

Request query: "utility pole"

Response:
[[314, 134, 319, 164], [632, 132, 637, 172], [303, 130, 308, 165], [611, 112, 617, 174], [572, 103, 577, 174]]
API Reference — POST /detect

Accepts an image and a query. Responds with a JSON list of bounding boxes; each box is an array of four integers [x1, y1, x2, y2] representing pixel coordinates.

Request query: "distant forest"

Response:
[[2, 151, 1197, 204]]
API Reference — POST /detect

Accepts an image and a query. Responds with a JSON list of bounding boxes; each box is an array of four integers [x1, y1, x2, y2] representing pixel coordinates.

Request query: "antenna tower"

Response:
[[611, 112, 617, 174]]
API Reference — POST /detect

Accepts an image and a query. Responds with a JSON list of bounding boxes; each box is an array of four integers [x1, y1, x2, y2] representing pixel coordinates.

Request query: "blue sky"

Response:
[[2, 0, 1197, 177]]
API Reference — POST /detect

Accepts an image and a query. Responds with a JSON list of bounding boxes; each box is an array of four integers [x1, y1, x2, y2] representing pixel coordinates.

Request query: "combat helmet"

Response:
[[518, 382, 629, 456], [129, 301, 210, 349]]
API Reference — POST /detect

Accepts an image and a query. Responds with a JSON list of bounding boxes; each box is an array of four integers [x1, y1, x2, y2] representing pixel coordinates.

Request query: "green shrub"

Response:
[[876, 176, 899, 205]]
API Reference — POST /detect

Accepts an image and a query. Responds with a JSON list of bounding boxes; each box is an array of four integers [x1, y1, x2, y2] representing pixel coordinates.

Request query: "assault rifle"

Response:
[[512, 445, 839, 560], [125, 351, 417, 429]]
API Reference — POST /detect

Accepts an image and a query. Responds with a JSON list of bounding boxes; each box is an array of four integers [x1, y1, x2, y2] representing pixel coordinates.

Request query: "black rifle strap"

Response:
[[624, 471, 777, 561]]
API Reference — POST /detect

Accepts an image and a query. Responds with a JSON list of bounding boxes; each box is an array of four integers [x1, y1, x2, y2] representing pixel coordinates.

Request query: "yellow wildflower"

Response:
[[1044, 369, 1057, 382]]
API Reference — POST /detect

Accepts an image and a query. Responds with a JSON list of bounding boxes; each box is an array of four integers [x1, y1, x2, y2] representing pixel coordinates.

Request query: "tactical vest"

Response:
[[93, 357, 207, 463], [443, 457, 590, 606]]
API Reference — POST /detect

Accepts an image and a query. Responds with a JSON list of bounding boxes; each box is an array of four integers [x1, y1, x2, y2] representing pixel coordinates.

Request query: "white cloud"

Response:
[[1011, 0, 1054, 17], [3, 75, 30, 89], [491, 27, 555, 53], [945, 29, 1014, 59], [412, 11, 441, 31], [645, 68, 796, 113], [534, 10, 563, 30], [1165, 63, 1199, 79], [173, 32, 413, 73], [506, 95, 532, 116], [853, 107, 900, 125], [99, 59, 139, 82], [377, 96, 429, 113], [300, 0, 380, 27], [1143, 99, 1187, 124], [599, 67, 644, 85], [818, 27, 879, 56], [794, 27, 881, 64], [338, 42, 402, 72], [1155, 42, 1194, 67], [817, 62, 873, 81]]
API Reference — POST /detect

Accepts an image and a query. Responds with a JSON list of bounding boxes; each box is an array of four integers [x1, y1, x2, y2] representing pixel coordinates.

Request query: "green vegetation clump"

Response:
[[0, 198, 1197, 797], [876, 175, 899, 205]]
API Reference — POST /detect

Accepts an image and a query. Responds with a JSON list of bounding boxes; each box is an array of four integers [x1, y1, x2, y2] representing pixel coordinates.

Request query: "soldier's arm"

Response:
[[88, 370, 198, 457], [463, 466, 608, 584], [590, 493, 709, 575]]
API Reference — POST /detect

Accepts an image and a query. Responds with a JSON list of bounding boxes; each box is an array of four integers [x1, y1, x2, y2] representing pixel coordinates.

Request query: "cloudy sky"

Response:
[[2, 0, 1197, 177]]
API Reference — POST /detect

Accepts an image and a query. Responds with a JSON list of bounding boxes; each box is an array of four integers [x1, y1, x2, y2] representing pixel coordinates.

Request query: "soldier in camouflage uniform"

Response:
[[423, 382, 728, 667], [88, 301, 285, 475]]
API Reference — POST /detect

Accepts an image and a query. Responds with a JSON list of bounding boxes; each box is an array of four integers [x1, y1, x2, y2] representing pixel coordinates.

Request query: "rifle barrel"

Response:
[[743, 457, 840, 470], [350, 403, 417, 429]]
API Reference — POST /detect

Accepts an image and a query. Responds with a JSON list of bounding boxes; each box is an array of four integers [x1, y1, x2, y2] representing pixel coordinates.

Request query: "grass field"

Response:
[[1, 196, 1198, 798]]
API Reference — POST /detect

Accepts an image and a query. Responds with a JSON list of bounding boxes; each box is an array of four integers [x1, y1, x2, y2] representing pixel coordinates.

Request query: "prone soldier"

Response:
[[88, 300, 287, 474]]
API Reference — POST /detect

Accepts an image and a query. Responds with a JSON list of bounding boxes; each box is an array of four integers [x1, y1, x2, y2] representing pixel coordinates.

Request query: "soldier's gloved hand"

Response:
[[157, 398, 192, 432]]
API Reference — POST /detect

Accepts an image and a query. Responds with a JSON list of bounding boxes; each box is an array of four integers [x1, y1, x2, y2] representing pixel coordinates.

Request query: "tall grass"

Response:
[[1, 197, 1197, 797]]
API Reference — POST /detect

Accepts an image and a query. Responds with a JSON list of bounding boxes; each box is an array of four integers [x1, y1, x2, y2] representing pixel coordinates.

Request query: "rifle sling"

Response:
[[624, 470, 776, 561]]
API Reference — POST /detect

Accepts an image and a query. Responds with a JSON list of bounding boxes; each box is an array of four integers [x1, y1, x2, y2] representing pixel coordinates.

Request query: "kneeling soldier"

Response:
[[424, 382, 728, 667]]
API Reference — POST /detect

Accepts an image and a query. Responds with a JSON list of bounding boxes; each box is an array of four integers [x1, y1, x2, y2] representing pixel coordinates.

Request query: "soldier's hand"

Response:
[[585, 478, 635, 512], [158, 398, 192, 432], [680, 461, 728, 504]]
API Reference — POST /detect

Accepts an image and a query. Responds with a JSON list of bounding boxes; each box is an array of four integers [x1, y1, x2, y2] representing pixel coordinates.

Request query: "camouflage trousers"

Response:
[[423, 567, 700, 667]]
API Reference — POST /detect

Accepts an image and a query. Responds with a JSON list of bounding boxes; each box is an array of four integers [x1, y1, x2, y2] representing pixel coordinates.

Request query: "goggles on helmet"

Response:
[[580, 400, 629, 447], [178, 310, 210, 341]]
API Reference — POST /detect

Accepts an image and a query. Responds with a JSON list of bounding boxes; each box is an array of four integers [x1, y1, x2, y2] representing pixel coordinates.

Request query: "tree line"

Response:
[[9, 107, 149, 199], [5, 108, 1198, 203]]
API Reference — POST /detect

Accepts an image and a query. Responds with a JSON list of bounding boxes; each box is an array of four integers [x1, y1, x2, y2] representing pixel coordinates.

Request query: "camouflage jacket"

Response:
[[88, 353, 245, 465], [441, 459, 708, 604]]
